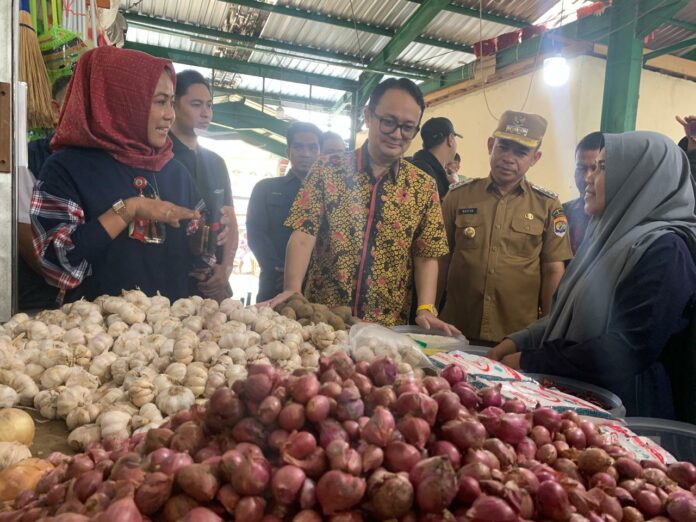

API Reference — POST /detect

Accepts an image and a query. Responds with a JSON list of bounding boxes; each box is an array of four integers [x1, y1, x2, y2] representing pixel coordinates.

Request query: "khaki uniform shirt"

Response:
[[441, 177, 572, 342]]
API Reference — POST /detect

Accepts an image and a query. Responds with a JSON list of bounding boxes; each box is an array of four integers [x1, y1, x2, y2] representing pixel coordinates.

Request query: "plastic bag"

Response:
[[348, 323, 435, 374], [39, 27, 89, 84]]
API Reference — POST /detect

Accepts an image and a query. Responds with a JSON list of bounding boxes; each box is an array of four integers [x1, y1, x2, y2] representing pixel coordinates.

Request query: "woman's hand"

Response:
[[487, 338, 518, 361], [126, 197, 199, 228], [198, 263, 233, 302], [415, 310, 462, 337]]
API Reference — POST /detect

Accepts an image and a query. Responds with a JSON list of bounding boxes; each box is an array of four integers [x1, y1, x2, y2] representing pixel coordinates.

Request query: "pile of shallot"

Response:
[[1, 354, 695, 521]]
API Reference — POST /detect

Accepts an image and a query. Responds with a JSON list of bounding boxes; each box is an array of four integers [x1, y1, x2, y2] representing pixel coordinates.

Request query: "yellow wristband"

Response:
[[416, 304, 438, 317]]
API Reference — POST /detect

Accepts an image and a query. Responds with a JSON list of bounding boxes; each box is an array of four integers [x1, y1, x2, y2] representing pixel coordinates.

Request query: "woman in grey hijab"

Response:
[[488, 131, 696, 418]]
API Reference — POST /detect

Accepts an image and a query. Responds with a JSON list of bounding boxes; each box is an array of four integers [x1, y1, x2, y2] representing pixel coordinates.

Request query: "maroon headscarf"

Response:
[[51, 46, 175, 171]]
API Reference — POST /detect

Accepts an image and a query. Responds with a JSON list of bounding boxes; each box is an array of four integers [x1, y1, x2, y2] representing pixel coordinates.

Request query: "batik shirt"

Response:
[[285, 142, 449, 326]]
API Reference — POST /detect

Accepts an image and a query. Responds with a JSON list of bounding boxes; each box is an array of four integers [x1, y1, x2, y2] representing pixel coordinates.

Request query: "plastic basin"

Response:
[[625, 417, 696, 464], [525, 373, 626, 418]]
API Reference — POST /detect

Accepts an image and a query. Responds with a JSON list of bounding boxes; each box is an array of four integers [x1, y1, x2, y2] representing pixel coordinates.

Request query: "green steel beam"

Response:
[[636, 0, 690, 38], [660, 16, 696, 33], [221, 0, 473, 54], [208, 124, 288, 157], [601, 0, 643, 133], [213, 101, 289, 137], [353, 0, 452, 108], [213, 86, 338, 111], [643, 36, 696, 62], [124, 41, 359, 92], [123, 12, 434, 79], [409, 0, 527, 28]]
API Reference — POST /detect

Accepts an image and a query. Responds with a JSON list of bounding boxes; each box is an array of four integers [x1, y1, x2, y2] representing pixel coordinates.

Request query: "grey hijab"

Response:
[[539, 131, 696, 344]]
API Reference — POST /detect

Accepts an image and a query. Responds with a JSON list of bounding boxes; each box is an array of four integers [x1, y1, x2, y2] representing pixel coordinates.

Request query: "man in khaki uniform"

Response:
[[440, 111, 572, 343]]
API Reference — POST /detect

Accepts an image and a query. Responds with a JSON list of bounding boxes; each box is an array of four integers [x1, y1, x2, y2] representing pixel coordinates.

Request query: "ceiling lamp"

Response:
[[543, 55, 570, 87]]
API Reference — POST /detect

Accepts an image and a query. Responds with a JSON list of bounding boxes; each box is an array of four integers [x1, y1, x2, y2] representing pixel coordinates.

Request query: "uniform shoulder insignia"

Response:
[[449, 177, 476, 191], [531, 183, 558, 199]]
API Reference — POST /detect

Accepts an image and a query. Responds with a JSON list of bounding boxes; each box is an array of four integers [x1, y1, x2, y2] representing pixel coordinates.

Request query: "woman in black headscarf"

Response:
[[489, 131, 696, 418]]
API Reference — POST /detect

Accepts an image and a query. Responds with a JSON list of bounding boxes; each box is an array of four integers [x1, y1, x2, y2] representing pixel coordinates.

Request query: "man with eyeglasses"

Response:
[[563, 132, 603, 254], [247, 122, 322, 302], [266, 78, 460, 334], [439, 111, 572, 344]]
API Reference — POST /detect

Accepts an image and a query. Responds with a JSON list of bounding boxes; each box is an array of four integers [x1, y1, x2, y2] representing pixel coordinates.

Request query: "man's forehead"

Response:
[[291, 132, 320, 144], [496, 137, 532, 153]]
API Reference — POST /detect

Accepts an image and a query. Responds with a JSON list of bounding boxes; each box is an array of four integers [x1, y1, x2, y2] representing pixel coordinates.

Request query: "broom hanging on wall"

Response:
[[19, 0, 54, 129]]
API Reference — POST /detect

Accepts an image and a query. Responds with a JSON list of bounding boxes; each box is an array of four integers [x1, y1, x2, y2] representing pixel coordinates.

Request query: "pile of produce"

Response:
[[273, 294, 358, 330], [0, 291, 379, 449], [2, 353, 695, 521]]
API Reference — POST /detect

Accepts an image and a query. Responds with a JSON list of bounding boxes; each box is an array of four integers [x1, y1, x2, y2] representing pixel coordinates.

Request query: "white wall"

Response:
[[409, 55, 696, 202]]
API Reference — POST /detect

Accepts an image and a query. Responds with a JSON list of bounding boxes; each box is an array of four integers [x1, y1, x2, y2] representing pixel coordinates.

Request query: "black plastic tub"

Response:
[[625, 417, 696, 464]]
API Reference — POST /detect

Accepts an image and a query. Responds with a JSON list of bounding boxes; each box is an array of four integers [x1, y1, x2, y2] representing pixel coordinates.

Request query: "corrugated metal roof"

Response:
[[118, 0, 230, 28]]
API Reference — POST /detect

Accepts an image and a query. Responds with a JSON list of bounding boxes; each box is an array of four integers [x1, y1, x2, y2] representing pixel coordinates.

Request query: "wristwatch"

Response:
[[112, 199, 130, 224], [416, 304, 438, 317]]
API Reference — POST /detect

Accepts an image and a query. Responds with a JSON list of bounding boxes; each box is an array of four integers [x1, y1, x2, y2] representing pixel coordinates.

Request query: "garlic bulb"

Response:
[[123, 367, 158, 390], [154, 318, 181, 338], [102, 296, 126, 316], [150, 355, 171, 373], [98, 410, 131, 440], [34, 388, 62, 419], [40, 365, 72, 389], [112, 332, 141, 356], [71, 345, 92, 368], [218, 320, 247, 336], [142, 334, 167, 353], [172, 339, 194, 364], [107, 320, 129, 338], [110, 358, 130, 386], [66, 403, 100, 430], [25, 363, 44, 383], [0, 442, 32, 470], [261, 325, 286, 344], [146, 304, 170, 324], [228, 308, 257, 325], [183, 363, 208, 397], [38, 344, 71, 368], [149, 292, 170, 309], [252, 317, 273, 334], [225, 364, 247, 386], [171, 298, 197, 319], [122, 289, 150, 309], [219, 332, 246, 350], [97, 387, 126, 407], [128, 379, 156, 407], [62, 327, 86, 346], [64, 367, 100, 390], [0, 385, 19, 407], [182, 315, 203, 333], [48, 324, 66, 340], [197, 298, 219, 318], [132, 403, 162, 429], [263, 341, 291, 361], [152, 374, 174, 394], [228, 348, 247, 365], [194, 341, 220, 364], [204, 369, 226, 398], [89, 352, 118, 382], [129, 322, 153, 337], [86, 332, 113, 355], [68, 424, 101, 451], [156, 386, 195, 416], [203, 312, 226, 332], [56, 385, 92, 418], [219, 297, 243, 317], [164, 363, 187, 384], [23, 320, 50, 341]]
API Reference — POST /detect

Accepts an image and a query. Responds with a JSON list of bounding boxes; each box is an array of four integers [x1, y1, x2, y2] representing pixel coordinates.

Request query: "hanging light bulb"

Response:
[[543, 55, 570, 87]]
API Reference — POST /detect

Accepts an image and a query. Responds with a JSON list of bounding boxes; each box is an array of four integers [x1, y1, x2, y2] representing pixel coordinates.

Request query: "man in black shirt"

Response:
[[409, 117, 461, 200], [247, 122, 322, 302]]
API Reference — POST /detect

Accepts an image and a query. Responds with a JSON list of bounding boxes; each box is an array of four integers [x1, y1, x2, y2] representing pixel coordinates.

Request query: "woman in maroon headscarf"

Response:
[[31, 46, 210, 303]]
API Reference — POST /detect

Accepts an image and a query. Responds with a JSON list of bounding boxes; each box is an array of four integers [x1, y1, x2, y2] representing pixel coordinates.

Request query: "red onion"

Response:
[[533, 407, 562, 434], [228, 451, 271, 496], [176, 463, 220, 502], [537, 443, 558, 465], [502, 398, 527, 414], [256, 395, 282, 425], [482, 438, 517, 469], [466, 448, 500, 470], [278, 403, 306, 432], [272, 465, 306, 505], [288, 373, 320, 404], [67, 454, 95, 479], [359, 444, 384, 472], [316, 470, 366, 515], [457, 474, 482, 505], [343, 420, 360, 439], [398, 416, 431, 449], [442, 419, 486, 451], [362, 406, 395, 447], [293, 510, 322, 522], [564, 427, 587, 449], [319, 419, 349, 449], [615, 457, 644, 480], [636, 489, 663, 518], [216, 484, 240, 514], [319, 380, 342, 397], [95, 496, 141, 522], [668, 462, 696, 489], [440, 363, 467, 386], [395, 393, 438, 426], [368, 357, 397, 386], [349, 372, 373, 397], [478, 406, 504, 434], [366, 386, 397, 413], [493, 413, 528, 445], [516, 437, 537, 461], [459, 462, 492, 481], [429, 441, 461, 469], [578, 448, 613, 475], [235, 496, 266, 522], [478, 385, 503, 408], [410, 457, 458, 513], [466, 495, 517, 522], [505, 467, 539, 494], [232, 417, 267, 446], [183, 507, 223, 522], [621, 506, 645, 522], [553, 458, 581, 481], [283, 447, 328, 478], [326, 440, 361, 476], [536, 480, 573, 521], [365, 469, 414, 519], [306, 395, 331, 423], [590, 471, 617, 489], [531, 425, 553, 446], [283, 431, 317, 460], [170, 421, 206, 455], [268, 429, 290, 452], [144, 428, 174, 453], [553, 440, 570, 454], [433, 391, 462, 423], [244, 373, 273, 402], [452, 382, 481, 410], [424, 376, 451, 395], [384, 441, 422, 473], [355, 360, 370, 375], [665, 490, 696, 522], [162, 494, 199, 522], [72, 470, 104, 503], [335, 391, 365, 422]]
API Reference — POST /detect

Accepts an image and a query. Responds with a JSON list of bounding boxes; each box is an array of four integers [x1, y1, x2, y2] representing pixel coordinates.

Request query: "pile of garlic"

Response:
[[0, 291, 349, 451]]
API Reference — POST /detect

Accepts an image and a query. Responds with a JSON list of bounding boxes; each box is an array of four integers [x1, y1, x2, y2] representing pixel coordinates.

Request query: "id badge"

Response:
[[128, 176, 166, 244]]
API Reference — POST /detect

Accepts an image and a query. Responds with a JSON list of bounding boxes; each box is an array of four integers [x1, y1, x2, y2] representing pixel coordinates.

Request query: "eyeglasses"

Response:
[[370, 111, 420, 139]]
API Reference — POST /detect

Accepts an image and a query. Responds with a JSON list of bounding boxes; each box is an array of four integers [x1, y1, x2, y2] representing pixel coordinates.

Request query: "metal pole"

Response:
[[349, 90, 359, 151], [0, 0, 19, 321]]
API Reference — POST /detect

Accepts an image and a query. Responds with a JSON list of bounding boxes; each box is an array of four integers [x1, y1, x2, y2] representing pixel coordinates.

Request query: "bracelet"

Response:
[[111, 199, 131, 224], [416, 304, 438, 317]]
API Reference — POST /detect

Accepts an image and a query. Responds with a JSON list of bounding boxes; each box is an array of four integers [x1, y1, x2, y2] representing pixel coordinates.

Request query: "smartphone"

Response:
[[688, 120, 696, 139]]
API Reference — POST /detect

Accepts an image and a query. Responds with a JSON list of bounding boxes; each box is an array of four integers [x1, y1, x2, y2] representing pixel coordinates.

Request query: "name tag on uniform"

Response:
[[458, 208, 477, 215]]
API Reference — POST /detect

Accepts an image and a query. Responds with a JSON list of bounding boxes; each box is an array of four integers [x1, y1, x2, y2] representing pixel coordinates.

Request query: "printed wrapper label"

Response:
[[600, 423, 676, 464], [430, 350, 534, 382]]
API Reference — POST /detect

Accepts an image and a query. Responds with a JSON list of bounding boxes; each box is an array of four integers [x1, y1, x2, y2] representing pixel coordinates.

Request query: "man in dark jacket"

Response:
[[247, 122, 322, 302], [409, 117, 461, 200]]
